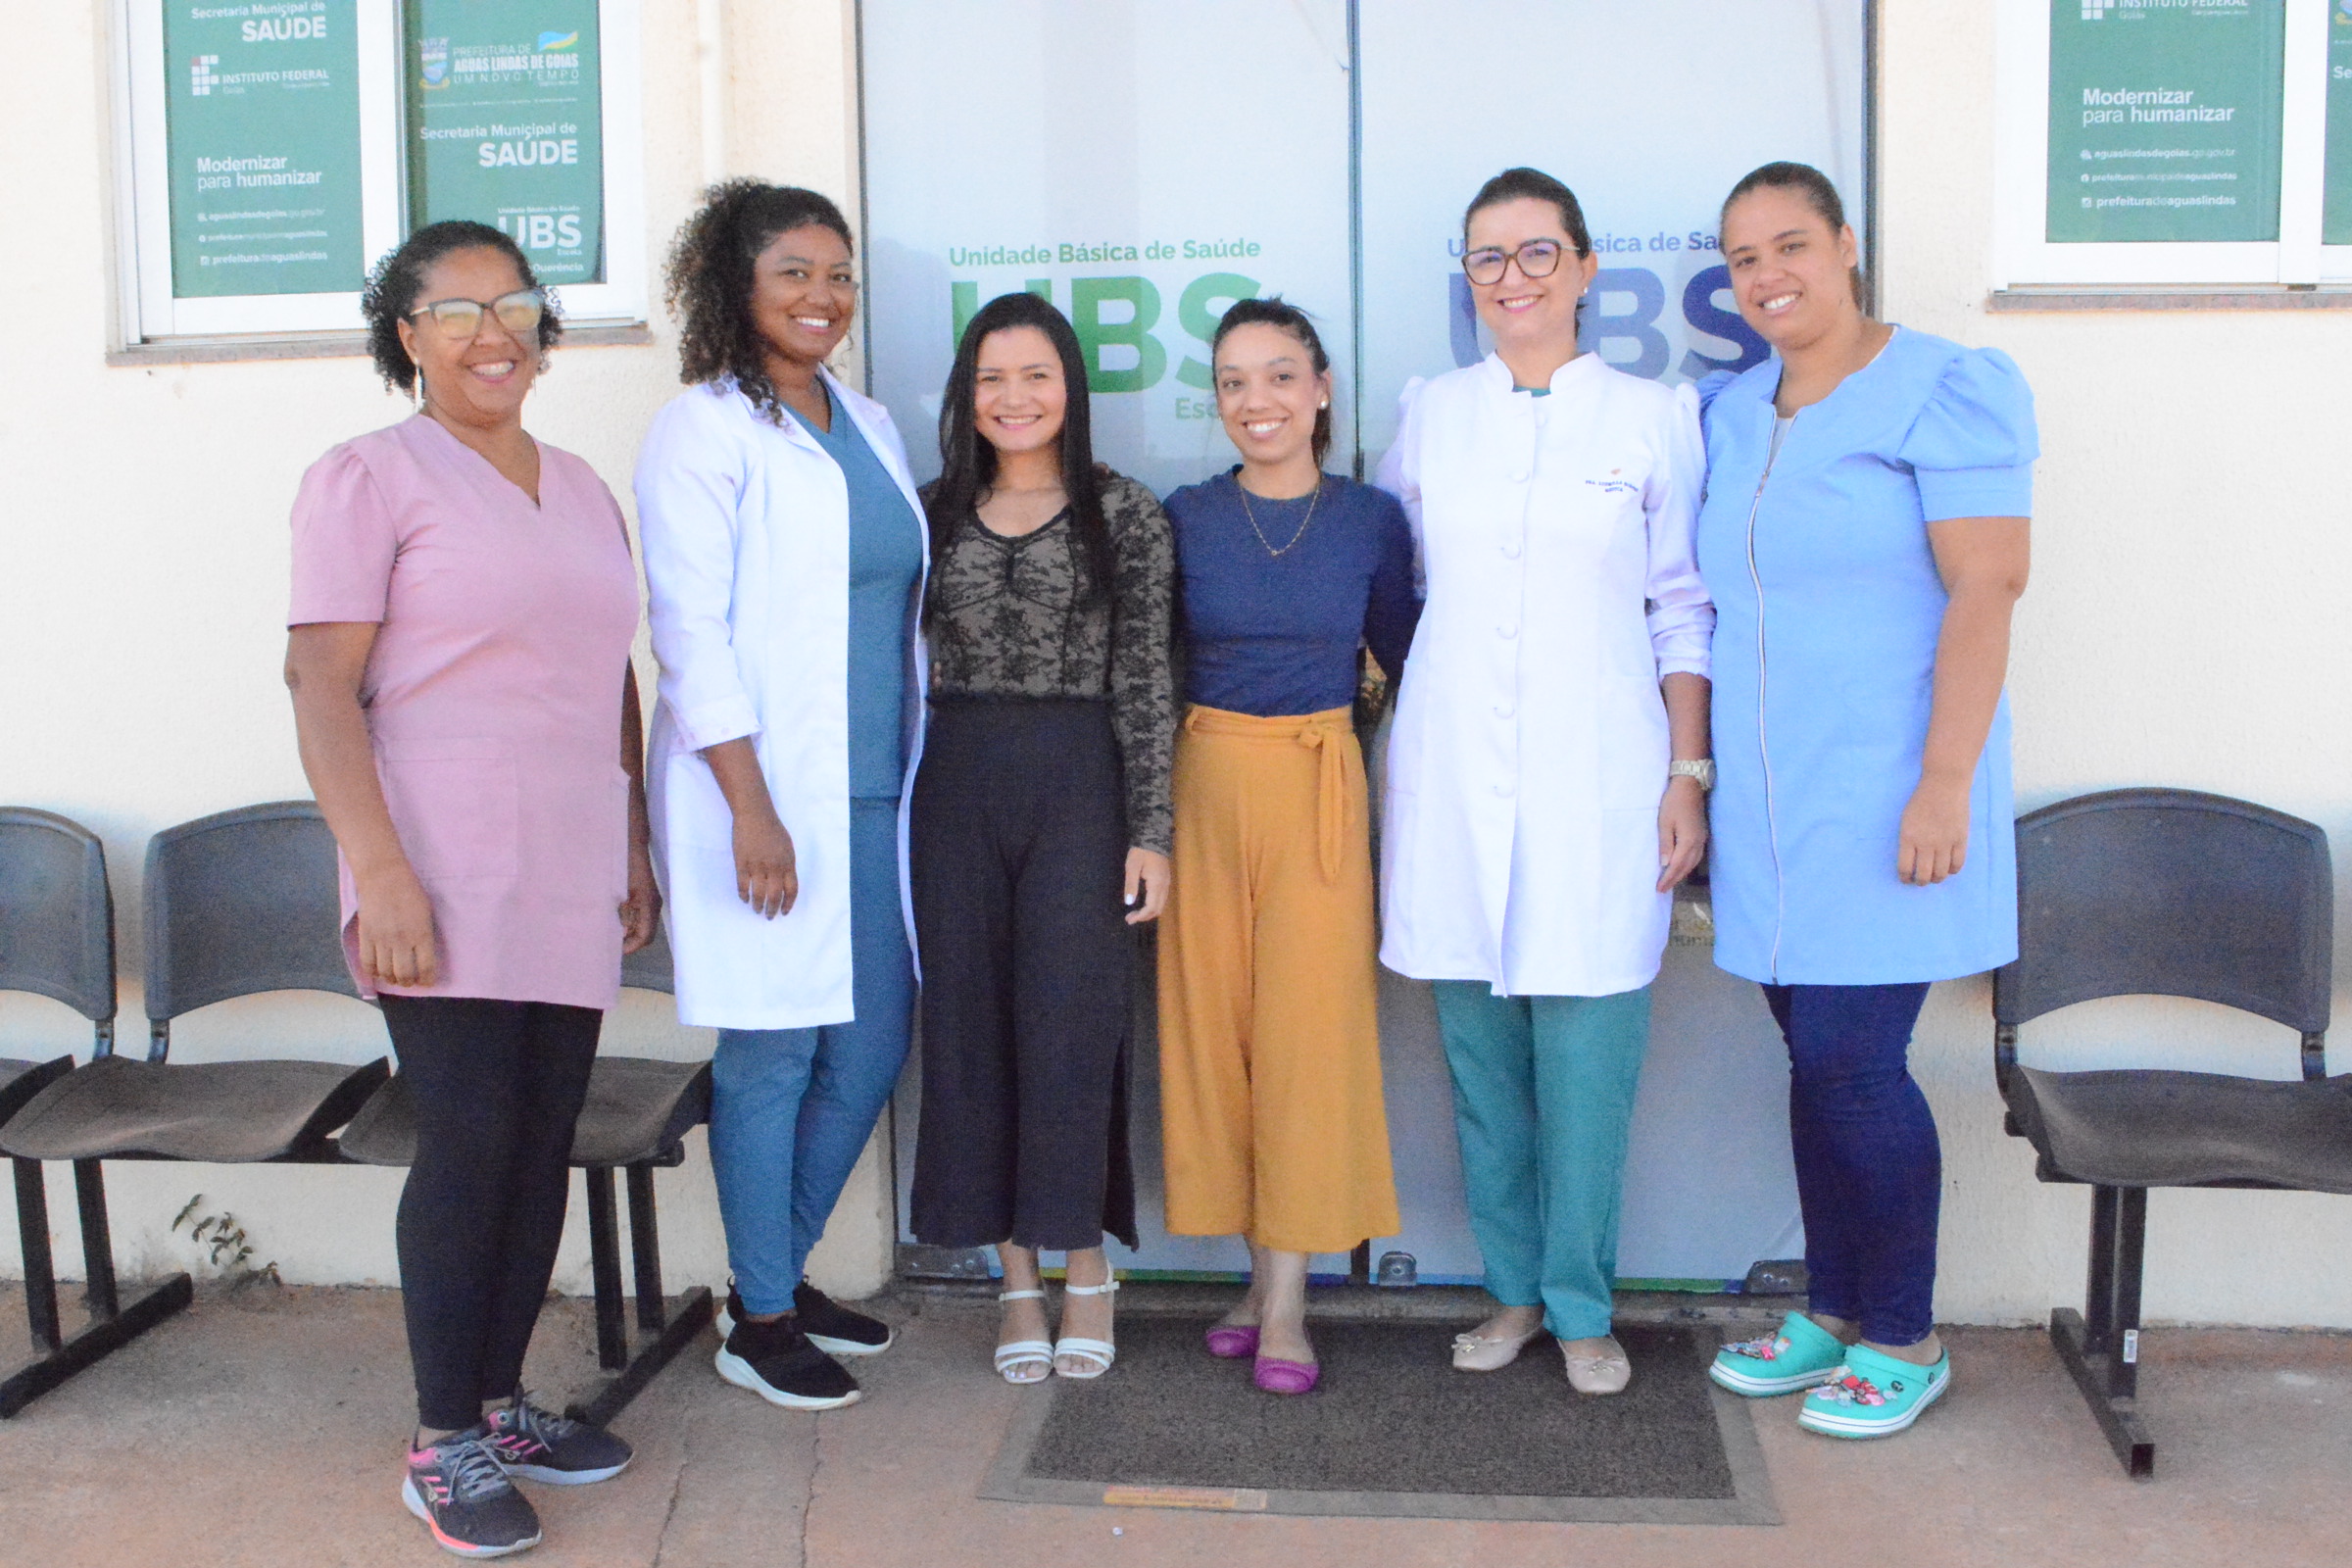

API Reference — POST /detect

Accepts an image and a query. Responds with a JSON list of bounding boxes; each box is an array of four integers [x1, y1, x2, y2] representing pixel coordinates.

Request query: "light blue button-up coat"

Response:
[[1696, 327, 2038, 986]]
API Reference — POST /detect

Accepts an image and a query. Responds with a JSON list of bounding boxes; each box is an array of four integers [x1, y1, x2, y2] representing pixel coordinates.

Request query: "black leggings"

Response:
[[379, 996, 601, 1431]]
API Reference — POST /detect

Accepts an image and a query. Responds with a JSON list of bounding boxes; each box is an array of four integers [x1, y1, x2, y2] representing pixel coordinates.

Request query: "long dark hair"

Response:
[[1722, 161, 1866, 307], [928, 291, 1113, 603], [1209, 297, 1333, 469], [662, 179, 856, 423]]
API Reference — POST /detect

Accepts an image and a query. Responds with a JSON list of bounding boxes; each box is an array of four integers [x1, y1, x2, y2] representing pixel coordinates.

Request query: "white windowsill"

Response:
[[1986, 286, 2352, 313], [105, 321, 656, 367]]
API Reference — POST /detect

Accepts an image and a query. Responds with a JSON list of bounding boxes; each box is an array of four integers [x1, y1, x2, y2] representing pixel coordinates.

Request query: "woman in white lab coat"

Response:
[[1377, 168, 1714, 1396], [637, 182, 926, 1412]]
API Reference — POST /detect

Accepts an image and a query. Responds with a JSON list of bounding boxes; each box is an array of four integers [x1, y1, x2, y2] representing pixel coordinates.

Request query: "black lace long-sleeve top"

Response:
[[923, 470, 1177, 854]]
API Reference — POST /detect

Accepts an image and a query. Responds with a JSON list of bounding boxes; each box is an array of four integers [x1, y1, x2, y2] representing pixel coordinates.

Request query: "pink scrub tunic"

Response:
[[287, 414, 641, 1009]]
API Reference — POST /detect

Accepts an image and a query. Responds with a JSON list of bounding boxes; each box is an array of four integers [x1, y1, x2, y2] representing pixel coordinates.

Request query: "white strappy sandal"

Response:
[[1053, 1276, 1119, 1380], [994, 1289, 1054, 1385]]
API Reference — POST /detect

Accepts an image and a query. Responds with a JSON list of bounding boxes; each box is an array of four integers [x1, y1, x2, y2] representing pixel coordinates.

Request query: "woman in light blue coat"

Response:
[[1696, 164, 2035, 1442]]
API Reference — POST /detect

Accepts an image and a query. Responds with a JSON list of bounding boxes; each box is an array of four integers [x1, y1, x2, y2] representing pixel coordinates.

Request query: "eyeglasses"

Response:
[[1460, 240, 1565, 287], [409, 287, 546, 339]]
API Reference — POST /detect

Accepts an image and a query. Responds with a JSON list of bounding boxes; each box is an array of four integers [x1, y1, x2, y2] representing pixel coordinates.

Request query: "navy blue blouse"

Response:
[[1163, 470, 1419, 718]]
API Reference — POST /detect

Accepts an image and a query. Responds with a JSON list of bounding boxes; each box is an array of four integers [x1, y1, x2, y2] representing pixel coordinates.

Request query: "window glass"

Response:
[[404, 0, 607, 286], [2047, 0, 2285, 244], [2324, 0, 2352, 244], [163, 0, 365, 299], [862, 0, 1354, 498]]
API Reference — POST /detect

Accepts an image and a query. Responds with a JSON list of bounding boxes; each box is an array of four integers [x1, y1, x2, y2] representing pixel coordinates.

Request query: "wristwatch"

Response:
[[1669, 759, 1716, 792]]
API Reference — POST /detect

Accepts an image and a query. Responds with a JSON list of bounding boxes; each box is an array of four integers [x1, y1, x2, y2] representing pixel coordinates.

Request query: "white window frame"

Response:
[[1994, 0, 2344, 288], [115, 0, 644, 348]]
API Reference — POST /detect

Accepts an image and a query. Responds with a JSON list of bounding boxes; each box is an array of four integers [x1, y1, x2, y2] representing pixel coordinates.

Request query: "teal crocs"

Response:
[[1796, 1342, 1950, 1439], [1710, 1311, 1846, 1396]]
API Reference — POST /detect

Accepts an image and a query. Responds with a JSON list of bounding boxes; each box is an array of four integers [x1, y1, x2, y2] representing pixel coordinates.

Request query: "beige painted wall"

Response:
[[3, 0, 2348, 1327], [0, 0, 895, 1302], [1876, 0, 2352, 1328]]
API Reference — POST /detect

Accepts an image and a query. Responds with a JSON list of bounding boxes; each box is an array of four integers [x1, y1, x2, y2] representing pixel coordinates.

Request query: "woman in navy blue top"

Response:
[[1156, 299, 1416, 1395]]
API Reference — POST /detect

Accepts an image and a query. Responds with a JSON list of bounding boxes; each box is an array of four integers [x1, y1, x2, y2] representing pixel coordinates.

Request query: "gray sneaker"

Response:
[[402, 1428, 544, 1557], [484, 1395, 633, 1485]]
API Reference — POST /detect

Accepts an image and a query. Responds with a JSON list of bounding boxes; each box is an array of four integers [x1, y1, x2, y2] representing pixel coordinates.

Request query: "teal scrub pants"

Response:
[[1432, 982, 1652, 1342]]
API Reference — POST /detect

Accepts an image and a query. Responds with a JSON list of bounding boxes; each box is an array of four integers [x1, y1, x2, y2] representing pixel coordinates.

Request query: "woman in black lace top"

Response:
[[907, 290, 1175, 1385]]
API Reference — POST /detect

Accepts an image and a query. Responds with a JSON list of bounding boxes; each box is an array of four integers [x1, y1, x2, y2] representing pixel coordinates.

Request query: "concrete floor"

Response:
[[0, 1282, 2347, 1568]]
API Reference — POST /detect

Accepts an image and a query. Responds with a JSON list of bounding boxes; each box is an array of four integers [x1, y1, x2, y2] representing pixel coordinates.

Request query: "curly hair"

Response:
[[360, 220, 560, 394], [663, 180, 855, 422]]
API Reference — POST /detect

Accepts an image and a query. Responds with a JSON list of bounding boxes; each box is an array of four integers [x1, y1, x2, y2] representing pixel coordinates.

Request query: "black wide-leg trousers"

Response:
[[909, 696, 1138, 1251], [378, 995, 601, 1431]]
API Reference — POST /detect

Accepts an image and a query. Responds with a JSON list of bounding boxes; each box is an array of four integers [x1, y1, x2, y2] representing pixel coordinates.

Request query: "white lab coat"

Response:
[[636, 371, 929, 1030], [1375, 352, 1712, 998]]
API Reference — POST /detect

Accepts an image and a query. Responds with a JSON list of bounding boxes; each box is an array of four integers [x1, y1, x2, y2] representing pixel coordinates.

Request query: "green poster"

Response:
[[2325, 0, 2352, 245], [164, 1, 364, 298], [2047, 0, 2284, 243], [407, 1, 605, 287]]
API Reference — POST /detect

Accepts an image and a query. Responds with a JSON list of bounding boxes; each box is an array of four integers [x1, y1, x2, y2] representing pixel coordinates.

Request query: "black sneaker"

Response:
[[483, 1394, 634, 1485], [714, 1314, 861, 1410], [403, 1428, 543, 1558], [714, 1279, 895, 1357], [795, 1280, 895, 1356]]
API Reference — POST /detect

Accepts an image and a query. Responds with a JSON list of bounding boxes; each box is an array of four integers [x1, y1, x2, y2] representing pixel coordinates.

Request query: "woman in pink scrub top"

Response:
[[285, 221, 655, 1560]]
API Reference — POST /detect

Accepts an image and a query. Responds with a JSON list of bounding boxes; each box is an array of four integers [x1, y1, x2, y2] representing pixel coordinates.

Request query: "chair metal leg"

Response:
[[2048, 1184, 2155, 1479], [72, 1161, 118, 1320], [583, 1167, 627, 1373], [13, 1159, 60, 1354], [0, 1273, 193, 1419], [558, 1158, 713, 1430], [625, 1163, 665, 1336], [4, 1157, 192, 1419], [2108, 1187, 2146, 1401], [2082, 1185, 2118, 1352]]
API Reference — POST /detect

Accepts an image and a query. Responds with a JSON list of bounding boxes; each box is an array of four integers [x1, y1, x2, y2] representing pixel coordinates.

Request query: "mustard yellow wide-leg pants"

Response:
[[1155, 705, 1400, 1254]]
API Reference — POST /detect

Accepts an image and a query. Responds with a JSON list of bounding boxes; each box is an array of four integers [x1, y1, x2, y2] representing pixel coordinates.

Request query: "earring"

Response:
[[1319, 400, 1329, 410], [412, 374, 423, 412]]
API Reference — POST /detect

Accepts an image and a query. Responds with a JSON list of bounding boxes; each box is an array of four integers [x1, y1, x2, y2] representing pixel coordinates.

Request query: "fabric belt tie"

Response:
[[1182, 705, 1354, 883]]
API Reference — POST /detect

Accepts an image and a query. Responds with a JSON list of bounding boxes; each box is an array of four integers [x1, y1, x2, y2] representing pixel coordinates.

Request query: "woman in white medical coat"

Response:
[[638, 183, 925, 1412], [1377, 168, 1714, 1396]]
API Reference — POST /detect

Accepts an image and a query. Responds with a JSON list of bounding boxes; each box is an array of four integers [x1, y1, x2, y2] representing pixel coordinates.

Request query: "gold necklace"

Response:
[[1234, 471, 1322, 559]]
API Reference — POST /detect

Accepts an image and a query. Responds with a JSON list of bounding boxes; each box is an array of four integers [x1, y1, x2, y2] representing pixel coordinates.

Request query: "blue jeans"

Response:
[[1763, 982, 1938, 1348], [710, 798, 913, 1316]]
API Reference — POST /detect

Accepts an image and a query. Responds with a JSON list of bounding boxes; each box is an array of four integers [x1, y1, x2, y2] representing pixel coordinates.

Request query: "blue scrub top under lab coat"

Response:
[[807, 384, 926, 800], [1696, 326, 2038, 986]]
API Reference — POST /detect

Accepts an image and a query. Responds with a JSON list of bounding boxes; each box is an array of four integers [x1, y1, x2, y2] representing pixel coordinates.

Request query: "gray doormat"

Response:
[[981, 1317, 1777, 1524]]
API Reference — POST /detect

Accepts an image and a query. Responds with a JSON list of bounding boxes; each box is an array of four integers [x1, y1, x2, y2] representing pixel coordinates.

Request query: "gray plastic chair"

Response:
[[0, 808, 170, 1417], [337, 921, 714, 1425], [0, 803, 388, 1415], [1994, 787, 2337, 1478]]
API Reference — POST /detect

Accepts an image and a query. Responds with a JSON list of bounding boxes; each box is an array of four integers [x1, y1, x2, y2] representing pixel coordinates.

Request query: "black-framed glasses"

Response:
[[409, 287, 546, 339], [1460, 240, 1564, 286]]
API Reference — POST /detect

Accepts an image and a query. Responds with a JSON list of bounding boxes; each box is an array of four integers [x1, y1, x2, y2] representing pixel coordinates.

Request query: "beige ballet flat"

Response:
[[1561, 1337, 1633, 1396], [1450, 1325, 1544, 1372]]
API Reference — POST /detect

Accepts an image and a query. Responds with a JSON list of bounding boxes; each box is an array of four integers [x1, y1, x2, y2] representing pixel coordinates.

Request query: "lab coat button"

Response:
[[1494, 703, 1515, 719], [1500, 541, 1521, 560], [1511, 470, 1530, 484], [1496, 623, 1518, 639], [1492, 781, 1514, 798]]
